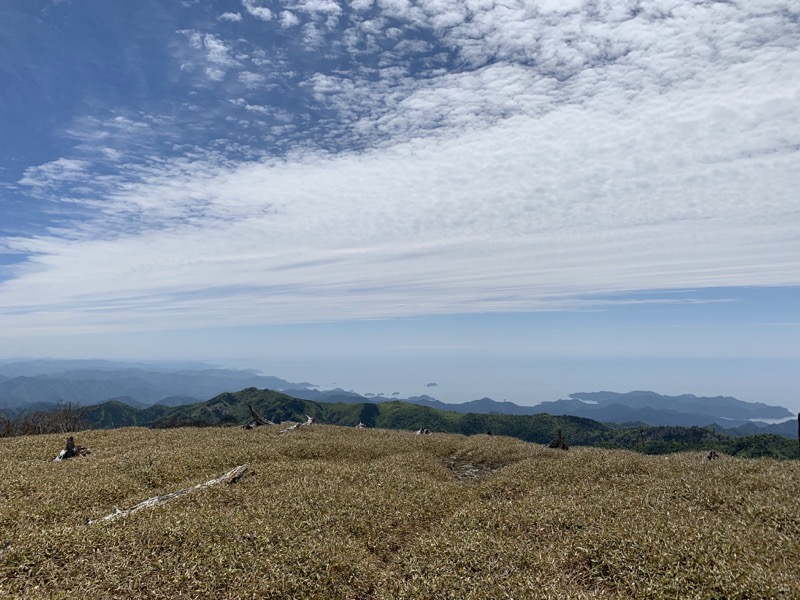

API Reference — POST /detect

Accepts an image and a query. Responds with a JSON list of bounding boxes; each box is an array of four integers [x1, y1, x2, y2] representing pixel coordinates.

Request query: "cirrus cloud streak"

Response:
[[1, 0, 799, 335]]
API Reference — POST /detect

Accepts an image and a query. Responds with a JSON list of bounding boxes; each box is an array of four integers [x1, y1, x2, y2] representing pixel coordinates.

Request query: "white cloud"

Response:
[[289, 0, 342, 18], [4, 70, 799, 332], [218, 12, 243, 22], [2, 0, 799, 335], [205, 67, 226, 81], [100, 147, 123, 161], [197, 33, 238, 67], [279, 10, 300, 28], [18, 158, 91, 191], [301, 23, 325, 48], [238, 71, 266, 87], [178, 30, 241, 83], [242, 0, 273, 21]]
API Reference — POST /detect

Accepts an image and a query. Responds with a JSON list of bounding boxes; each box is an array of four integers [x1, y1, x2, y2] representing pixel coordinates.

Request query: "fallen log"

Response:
[[85, 464, 249, 525], [53, 436, 91, 461]]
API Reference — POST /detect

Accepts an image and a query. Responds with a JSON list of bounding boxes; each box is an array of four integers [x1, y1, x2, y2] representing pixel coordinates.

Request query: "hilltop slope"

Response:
[[1, 426, 798, 599]]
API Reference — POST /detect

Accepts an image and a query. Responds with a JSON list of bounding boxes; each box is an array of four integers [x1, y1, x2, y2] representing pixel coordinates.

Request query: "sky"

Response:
[[1, 0, 799, 410]]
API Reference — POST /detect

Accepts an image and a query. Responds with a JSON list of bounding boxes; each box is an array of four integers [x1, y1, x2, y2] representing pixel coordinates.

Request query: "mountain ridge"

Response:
[[0, 360, 314, 409], [0, 360, 794, 438], [73, 387, 799, 459]]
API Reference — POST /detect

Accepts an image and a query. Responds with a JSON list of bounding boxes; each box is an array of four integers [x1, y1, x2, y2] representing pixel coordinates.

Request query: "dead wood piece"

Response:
[[243, 404, 276, 429], [85, 464, 249, 525], [356, 422, 367, 429], [705, 450, 720, 461], [547, 429, 569, 450], [53, 436, 91, 461], [415, 428, 432, 435], [280, 414, 315, 433]]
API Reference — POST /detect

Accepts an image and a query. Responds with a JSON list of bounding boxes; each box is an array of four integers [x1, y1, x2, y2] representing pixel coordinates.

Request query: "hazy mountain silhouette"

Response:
[[0, 360, 314, 409]]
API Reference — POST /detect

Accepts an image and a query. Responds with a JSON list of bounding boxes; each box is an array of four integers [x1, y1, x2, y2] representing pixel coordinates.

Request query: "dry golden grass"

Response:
[[1, 425, 799, 599]]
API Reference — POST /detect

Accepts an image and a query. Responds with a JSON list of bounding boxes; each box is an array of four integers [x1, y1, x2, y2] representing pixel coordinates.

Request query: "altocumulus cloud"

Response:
[[1, 0, 799, 335]]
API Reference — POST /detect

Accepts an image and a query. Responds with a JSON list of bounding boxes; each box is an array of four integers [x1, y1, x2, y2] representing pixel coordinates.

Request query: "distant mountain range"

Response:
[[70, 387, 799, 460], [0, 359, 313, 412], [0, 359, 796, 438], [279, 389, 798, 439], [533, 391, 797, 439]]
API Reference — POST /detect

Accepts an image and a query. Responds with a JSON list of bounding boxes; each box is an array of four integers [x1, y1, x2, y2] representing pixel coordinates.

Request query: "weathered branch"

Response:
[[281, 414, 315, 433], [85, 464, 250, 525], [243, 404, 276, 429]]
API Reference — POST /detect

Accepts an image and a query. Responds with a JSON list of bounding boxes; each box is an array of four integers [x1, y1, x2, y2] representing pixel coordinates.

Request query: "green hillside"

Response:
[[78, 388, 800, 460]]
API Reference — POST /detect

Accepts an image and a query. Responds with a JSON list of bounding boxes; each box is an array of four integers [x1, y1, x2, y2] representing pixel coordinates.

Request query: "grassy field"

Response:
[[1, 425, 799, 599]]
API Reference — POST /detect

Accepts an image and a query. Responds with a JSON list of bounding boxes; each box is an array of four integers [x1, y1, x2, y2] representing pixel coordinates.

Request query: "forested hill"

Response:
[[77, 388, 800, 460]]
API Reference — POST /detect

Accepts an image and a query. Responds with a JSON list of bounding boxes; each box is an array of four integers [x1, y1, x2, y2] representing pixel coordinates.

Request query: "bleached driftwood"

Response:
[[85, 464, 249, 525], [356, 422, 367, 429], [243, 404, 276, 429], [415, 428, 432, 435], [53, 436, 91, 461], [281, 414, 315, 433]]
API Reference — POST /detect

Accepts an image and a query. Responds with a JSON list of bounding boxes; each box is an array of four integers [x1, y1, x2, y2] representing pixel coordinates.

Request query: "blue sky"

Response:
[[1, 1, 799, 409]]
